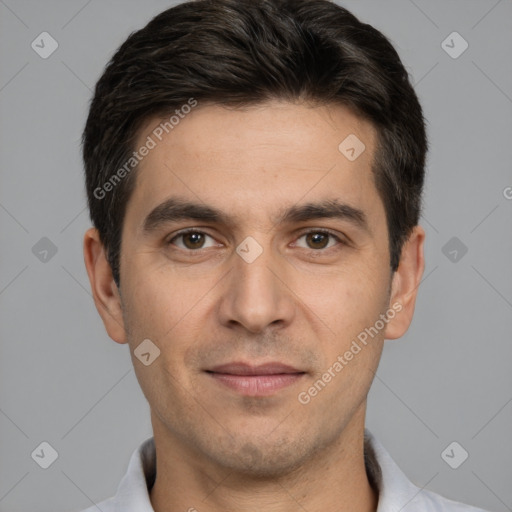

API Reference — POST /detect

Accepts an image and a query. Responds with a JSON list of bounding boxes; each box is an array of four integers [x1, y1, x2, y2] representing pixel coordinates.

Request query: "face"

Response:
[[87, 100, 421, 477]]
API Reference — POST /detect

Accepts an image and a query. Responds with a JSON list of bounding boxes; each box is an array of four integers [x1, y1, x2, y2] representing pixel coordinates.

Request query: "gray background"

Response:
[[0, 1, 511, 511]]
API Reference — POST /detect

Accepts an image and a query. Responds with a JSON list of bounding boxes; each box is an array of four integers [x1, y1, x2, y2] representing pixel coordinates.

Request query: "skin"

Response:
[[84, 100, 425, 512]]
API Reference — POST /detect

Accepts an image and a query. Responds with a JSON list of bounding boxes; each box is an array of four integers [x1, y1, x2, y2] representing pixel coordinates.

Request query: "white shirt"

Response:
[[79, 430, 489, 511]]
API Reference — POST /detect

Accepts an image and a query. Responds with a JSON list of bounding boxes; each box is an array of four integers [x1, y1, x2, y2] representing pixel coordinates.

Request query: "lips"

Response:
[[207, 362, 304, 375], [205, 362, 306, 396]]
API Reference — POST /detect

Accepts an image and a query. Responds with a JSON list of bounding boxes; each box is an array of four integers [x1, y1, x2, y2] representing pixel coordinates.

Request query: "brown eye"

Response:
[[295, 230, 343, 251], [182, 232, 205, 249], [168, 230, 217, 251], [305, 232, 330, 250]]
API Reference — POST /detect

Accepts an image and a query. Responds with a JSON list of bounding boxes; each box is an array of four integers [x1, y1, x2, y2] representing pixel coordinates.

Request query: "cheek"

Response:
[[304, 273, 386, 394], [121, 274, 197, 408], [123, 265, 215, 386], [305, 264, 389, 335], [124, 260, 199, 338]]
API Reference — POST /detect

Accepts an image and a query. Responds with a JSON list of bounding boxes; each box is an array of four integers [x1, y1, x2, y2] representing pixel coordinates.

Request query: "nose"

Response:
[[217, 238, 296, 334]]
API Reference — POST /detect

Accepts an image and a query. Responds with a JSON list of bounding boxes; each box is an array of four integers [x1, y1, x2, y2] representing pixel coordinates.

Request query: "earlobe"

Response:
[[83, 227, 127, 344], [384, 225, 425, 340]]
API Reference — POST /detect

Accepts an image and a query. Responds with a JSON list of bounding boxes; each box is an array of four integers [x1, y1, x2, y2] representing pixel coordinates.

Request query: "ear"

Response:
[[83, 227, 127, 344], [384, 225, 425, 340]]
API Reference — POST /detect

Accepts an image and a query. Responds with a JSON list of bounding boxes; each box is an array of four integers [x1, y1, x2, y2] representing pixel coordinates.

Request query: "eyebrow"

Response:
[[142, 197, 369, 235]]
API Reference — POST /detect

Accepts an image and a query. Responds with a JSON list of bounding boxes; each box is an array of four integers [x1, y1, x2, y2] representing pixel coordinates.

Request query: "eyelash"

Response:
[[167, 228, 347, 255]]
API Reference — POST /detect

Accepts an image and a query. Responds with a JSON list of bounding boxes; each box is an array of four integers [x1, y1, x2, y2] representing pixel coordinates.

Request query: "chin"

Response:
[[206, 433, 315, 479]]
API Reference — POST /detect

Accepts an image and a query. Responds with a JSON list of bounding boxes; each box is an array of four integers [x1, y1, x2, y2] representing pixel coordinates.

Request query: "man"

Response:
[[80, 0, 489, 511]]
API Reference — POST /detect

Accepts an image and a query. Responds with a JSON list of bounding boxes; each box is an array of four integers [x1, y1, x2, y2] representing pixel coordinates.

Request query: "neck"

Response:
[[149, 407, 378, 512]]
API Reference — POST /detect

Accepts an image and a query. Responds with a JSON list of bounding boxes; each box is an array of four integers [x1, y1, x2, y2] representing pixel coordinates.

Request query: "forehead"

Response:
[[125, 100, 381, 233]]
